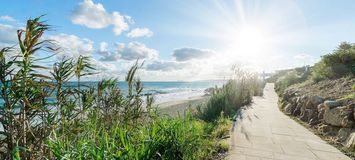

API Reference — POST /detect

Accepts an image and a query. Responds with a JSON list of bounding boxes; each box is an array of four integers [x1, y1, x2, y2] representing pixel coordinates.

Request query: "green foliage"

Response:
[[48, 112, 229, 160], [312, 42, 355, 81], [196, 68, 264, 122], [0, 16, 232, 159], [274, 66, 310, 94]]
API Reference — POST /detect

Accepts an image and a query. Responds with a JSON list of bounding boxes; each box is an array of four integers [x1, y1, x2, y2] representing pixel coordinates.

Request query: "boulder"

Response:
[[283, 90, 297, 101], [307, 109, 317, 122], [324, 100, 340, 109], [300, 109, 315, 122], [324, 105, 352, 127], [309, 117, 320, 126], [318, 124, 339, 136], [310, 95, 324, 106], [305, 100, 316, 110], [337, 128, 352, 142], [345, 130, 355, 148], [317, 103, 325, 112], [342, 115, 354, 128], [317, 103, 326, 120], [300, 112, 307, 121], [292, 104, 301, 116], [284, 103, 295, 115]]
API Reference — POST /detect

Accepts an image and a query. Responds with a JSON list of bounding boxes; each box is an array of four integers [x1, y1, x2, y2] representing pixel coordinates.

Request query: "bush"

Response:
[[196, 69, 264, 122], [274, 69, 308, 94], [312, 42, 355, 80]]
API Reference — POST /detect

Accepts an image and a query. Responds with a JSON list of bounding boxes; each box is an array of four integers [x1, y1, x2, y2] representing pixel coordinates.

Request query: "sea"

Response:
[[0, 80, 226, 106]]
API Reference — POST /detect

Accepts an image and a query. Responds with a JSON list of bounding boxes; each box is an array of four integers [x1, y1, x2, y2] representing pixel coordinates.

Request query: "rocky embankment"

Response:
[[278, 78, 355, 151]]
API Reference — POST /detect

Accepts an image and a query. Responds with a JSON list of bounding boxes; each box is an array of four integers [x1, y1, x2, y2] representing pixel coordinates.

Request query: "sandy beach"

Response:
[[157, 95, 210, 116]]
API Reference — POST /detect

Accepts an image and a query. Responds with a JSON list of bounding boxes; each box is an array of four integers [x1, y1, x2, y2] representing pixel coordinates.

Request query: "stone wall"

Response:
[[279, 89, 355, 150]]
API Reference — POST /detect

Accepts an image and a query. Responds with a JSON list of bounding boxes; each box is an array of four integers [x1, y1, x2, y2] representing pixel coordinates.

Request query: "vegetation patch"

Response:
[[0, 16, 265, 159]]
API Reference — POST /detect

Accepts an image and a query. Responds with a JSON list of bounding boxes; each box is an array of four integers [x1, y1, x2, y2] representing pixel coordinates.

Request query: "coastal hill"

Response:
[[267, 42, 355, 158]]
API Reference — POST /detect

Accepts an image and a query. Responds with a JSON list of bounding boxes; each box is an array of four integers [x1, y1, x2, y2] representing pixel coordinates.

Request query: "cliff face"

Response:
[[277, 77, 355, 151]]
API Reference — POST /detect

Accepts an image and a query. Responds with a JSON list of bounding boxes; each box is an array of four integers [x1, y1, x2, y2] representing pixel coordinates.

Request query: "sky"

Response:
[[1, 0, 355, 81]]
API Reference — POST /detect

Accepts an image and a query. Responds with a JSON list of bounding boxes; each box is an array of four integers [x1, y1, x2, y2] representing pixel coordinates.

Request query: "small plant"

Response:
[[312, 42, 355, 80]]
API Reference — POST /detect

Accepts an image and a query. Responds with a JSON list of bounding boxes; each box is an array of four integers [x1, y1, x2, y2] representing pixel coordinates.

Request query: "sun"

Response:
[[233, 27, 270, 57]]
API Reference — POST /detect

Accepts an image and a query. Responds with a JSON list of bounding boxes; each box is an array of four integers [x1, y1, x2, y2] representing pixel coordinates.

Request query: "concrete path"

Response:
[[227, 83, 351, 160]]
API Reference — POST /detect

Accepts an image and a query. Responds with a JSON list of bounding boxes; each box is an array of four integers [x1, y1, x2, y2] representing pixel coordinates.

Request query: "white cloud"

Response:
[[71, 0, 129, 35], [146, 60, 186, 71], [119, 42, 158, 60], [0, 24, 18, 48], [127, 27, 153, 38], [99, 42, 158, 61], [173, 47, 216, 61], [0, 16, 15, 22], [49, 33, 94, 59], [98, 41, 109, 55]]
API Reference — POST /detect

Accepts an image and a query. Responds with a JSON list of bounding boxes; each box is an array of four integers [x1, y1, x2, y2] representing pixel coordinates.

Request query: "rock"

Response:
[[291, 97, 298, 104], [317, 103, 326, 120], [307, 109, 317, 122], [292, 106, 301, 116], [292, 103, 301, 116], [324, 106, 352, 127], [342, 115, 354, 128], [300, 113, 307, 121], [318, 110, 325, 120], [324, 100, 340, 109], [318, 124, 339, 136], [284, 103, 295, 115], [309, 117, 320, 125], [310, 95, 324, 106], [296, 97, 301, 103], [283, 90, 297, 101], [300, 109, 314, 122], [305, 100, 314, 109], [345, 131, 355, 148], [317, 103, 325, 112], [337, 128, 352, 142]]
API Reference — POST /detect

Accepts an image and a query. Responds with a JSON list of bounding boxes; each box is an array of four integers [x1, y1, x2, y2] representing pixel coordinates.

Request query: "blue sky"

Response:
[[1, 0, 355, 81]]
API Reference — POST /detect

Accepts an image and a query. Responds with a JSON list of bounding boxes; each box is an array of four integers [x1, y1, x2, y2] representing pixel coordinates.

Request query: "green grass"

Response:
[[196, 74, 265, 122], [340, 93, 355, 100], [48, 112, 229, 160]]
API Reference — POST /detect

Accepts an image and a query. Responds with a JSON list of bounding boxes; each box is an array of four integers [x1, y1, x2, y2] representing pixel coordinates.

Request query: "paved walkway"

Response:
[[227, 83, 351, 160]]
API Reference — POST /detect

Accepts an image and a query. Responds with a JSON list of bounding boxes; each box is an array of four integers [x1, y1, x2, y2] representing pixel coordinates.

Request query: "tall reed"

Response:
[[0, 16, 232, 159], [196, 67, 265, 122]]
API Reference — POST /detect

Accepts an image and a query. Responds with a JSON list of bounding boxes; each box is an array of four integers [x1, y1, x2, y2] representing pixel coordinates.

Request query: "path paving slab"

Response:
[[227, 83, 351, 160]]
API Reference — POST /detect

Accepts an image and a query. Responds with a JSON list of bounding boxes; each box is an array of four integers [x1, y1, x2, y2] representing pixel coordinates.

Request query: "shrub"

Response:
[[312, 42, 355, 80], [196, 69, 264, 122], [275, 70, 306, 94], [48, 112, 230, 160]]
